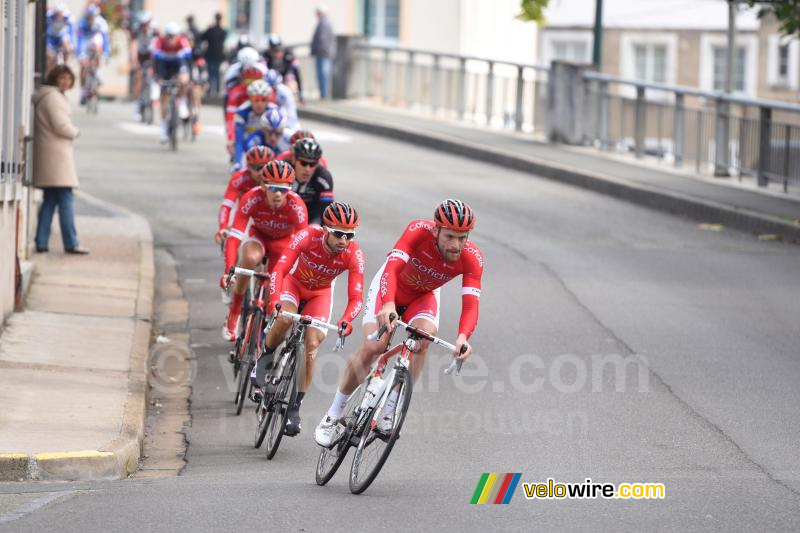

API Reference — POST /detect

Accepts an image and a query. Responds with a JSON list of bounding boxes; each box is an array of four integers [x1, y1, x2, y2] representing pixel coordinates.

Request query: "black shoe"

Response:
[[284, 407, 301, 436], [250, 387, 262, 403], [35, 247, 48, 253], [253, 357, 273, 389]]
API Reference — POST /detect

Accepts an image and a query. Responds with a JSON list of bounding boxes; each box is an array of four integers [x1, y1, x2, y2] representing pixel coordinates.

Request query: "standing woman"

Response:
[[33, 64, 89, 254]]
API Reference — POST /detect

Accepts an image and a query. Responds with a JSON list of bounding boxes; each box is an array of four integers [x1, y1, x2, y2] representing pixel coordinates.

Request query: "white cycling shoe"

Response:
[[314, 415, 340, 448]]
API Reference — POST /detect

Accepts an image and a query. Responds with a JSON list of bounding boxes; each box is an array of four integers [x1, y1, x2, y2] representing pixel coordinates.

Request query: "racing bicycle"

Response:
[[315, 315, 465, 494]]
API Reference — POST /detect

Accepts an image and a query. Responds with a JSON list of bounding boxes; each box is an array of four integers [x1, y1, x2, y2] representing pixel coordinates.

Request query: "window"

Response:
[[778, 44, 790, 78], [712, 45, 745, 92], [551, 40, 589, 63], [363, 0, 399, 41], [234, 0, 251, 32], [632, 44, 667, 84]]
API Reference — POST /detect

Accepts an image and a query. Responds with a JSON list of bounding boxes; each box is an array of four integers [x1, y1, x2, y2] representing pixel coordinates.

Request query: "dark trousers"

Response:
[[207, 59, 222, 95], [35, 187, 79, 251]]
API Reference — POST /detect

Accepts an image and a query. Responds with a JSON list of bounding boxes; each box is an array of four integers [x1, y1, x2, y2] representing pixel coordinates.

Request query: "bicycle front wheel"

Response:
[[315, 380, 368, 486], [264, 343, 301, 460], [235, 311, 262, 415], [168, 93, 178, 151], [349, 369, 413, 494]]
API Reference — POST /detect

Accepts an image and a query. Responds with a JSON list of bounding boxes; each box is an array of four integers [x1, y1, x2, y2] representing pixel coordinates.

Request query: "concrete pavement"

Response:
[[0, 193, 154, 481]]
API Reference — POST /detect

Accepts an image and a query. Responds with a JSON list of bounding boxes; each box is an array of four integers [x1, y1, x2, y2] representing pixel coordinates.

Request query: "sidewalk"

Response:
[[0, 193, 154, 481], [299, 100, 800, 240]]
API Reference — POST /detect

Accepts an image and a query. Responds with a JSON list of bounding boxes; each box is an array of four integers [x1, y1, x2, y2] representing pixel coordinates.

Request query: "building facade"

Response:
[[1, 0, 38, 323], [537, 0, 800, 103]]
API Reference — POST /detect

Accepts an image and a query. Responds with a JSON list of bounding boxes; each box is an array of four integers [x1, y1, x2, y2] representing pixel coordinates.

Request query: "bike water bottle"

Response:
[[360, 375, 387, 411]]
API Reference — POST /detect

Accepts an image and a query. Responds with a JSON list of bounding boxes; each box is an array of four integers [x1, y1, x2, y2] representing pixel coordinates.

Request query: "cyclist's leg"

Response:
[[299, 285, 335, 393], [400, 289, 441, 383], [224, 237, 265, 339]]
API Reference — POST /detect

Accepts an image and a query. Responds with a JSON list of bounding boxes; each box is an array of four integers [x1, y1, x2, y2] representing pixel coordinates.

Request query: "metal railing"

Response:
[[342, 44, 549, 135], [581, 72, 800, 192], [289, 41, 800, 193]]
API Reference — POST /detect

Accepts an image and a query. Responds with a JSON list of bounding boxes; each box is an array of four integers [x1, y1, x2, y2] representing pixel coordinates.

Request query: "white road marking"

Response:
[[0, 491, 76, 525]]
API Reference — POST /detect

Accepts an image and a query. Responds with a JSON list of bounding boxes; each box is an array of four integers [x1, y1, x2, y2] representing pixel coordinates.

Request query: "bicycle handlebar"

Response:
[[278, 308, 347, 352], [367, 314, 466, 375]]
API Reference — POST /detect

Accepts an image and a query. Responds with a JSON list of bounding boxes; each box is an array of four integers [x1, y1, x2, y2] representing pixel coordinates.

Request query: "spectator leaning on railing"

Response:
[[32, 65, 90, 255]]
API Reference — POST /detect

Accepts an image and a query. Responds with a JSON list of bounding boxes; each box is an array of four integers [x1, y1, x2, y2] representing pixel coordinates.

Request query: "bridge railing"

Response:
[[290, 40, 800, 193]]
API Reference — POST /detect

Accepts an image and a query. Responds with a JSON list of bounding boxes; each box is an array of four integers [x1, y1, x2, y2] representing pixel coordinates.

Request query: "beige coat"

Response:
[[32, 86, 80, 189]]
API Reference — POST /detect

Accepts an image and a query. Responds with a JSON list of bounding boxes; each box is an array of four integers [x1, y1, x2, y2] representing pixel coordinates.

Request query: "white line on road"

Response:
[[0, 491, 76, 525]]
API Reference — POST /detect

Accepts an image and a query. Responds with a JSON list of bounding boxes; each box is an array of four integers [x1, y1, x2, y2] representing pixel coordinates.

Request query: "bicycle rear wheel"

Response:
[[315, 380, 368, 486], [264, 343, 301, 460], [168, 93, 178, 151], [349, 369, 412, 494]]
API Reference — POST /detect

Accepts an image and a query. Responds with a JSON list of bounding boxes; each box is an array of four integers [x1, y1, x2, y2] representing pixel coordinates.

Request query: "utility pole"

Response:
[[715, 0, 737, 176], [592, 0, 603, 69]]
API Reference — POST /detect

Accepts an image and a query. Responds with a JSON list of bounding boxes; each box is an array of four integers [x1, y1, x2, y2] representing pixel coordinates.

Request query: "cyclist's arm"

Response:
[[457, 250, 484, 339], [309, 172, 334, 226], [289, 195, 309, 232], [223, 190, 257, 271], [279, 85, 299, 129], [232, 114, 247, 165], [339, 244, 365, 324], [267, 229, 308, 309], [218, 178, 241, 230]]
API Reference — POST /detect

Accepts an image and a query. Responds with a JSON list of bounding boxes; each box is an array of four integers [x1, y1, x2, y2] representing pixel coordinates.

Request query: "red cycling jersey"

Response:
[[225, 83, 248, 141], [225, 189, 308, 271], [269, 225, 365, 324], [217, 169, 259, 229], [379, 219, 483, 338], [276, 151, 329, 169]]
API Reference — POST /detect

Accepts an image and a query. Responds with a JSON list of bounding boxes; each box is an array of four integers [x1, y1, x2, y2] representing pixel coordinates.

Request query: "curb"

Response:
[[299, 105, 800, 241], [0, 193, 154, 482]]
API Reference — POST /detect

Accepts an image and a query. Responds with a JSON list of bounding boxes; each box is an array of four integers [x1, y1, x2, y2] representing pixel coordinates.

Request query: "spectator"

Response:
[[186, 15, 203, 58], [32, 65, 89, 255], [202, 12, 227, 95], [310, 3, 336, 99]]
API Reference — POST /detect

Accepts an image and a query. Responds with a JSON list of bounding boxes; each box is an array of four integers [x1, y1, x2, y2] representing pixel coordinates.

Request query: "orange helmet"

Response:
[[290, 129, 315, 146], [245, 145, 274, 167], [261, 160, 295, 184], [434, 199, 475, 231], [322, 202, 359, 229]]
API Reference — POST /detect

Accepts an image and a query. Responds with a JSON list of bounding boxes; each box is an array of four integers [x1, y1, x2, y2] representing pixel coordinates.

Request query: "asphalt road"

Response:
[[2, 100, 799, 532]]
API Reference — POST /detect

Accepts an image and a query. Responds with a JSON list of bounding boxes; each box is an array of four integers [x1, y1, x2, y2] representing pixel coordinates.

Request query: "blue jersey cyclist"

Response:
[[232, 79, 272, 167]]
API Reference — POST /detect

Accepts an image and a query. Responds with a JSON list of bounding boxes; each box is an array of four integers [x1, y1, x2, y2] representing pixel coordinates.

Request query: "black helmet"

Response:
[[293, 138, 322, 161], [268, 33, 283, 50]]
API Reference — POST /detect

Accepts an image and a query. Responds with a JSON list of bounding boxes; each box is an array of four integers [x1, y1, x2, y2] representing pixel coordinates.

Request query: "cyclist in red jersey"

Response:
[[250, 202, 364, 434], [224, 63, 266, 154], [215, 145, 274, 244], [314, 199, 483, 447], [221, 160, 308, 341]]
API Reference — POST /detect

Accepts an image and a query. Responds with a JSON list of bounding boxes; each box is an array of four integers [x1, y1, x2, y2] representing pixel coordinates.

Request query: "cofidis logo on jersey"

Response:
[[470, 473, 522, 505]]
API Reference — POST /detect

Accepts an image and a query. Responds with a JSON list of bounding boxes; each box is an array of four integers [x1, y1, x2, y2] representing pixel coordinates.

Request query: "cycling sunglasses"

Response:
[[266, 184, 291, 194], [324, 227, 356, 240], [298, 159, 318, 168], [248, 164, 266, 171]]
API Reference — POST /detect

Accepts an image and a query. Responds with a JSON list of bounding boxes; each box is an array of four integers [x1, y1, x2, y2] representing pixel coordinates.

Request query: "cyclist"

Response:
[[216, 145, 275, 246], [232, 79, 272, 167], [45, 3, 75, 74], [288, 138, 334, 225], [152, 22, 193, 143], [265, 69, 299, 130], [130, 11, 157, 120], [264, 34, 304, 103], [223, 46, 261, 95], [76, 5, 110, 105], [260, 104, 291, 155], [276, 130, 329, 168], [189, 56, 208, 136], [250, 202, 364, 434], [225, 63, 267, 155], [221, 160, 308, 341], [314, 199, 483, 447]]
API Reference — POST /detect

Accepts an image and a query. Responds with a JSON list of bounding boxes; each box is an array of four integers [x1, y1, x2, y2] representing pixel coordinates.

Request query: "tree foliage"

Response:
[[516, 0, 551, 23], [748, 0, 800, 38]]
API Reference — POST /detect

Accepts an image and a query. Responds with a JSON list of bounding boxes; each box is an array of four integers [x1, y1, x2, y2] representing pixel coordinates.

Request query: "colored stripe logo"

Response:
[[470, 473, 522, 504]]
